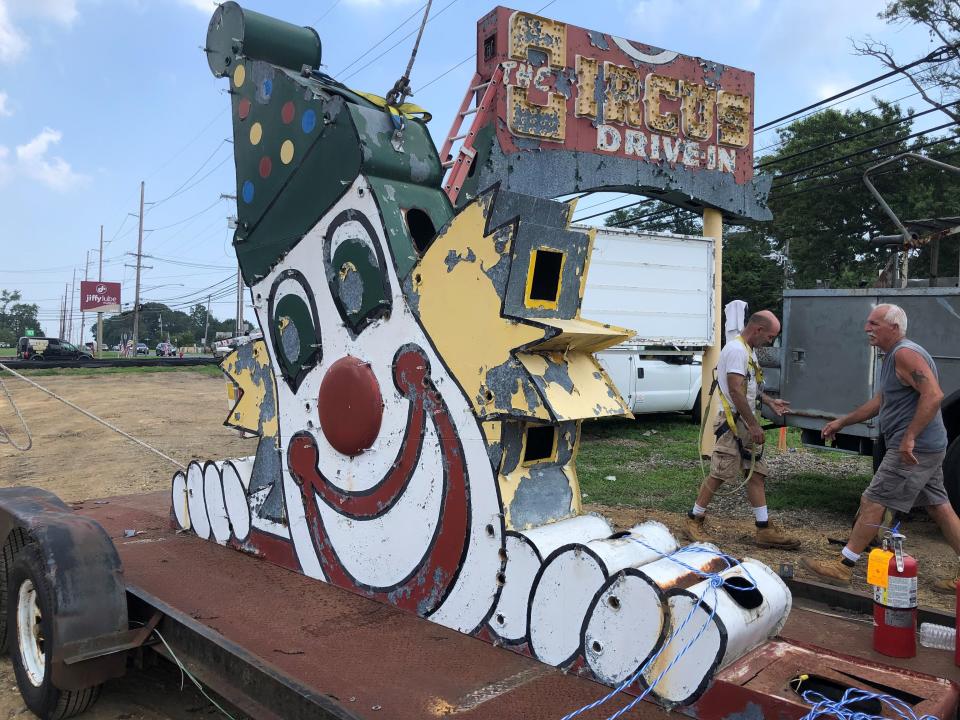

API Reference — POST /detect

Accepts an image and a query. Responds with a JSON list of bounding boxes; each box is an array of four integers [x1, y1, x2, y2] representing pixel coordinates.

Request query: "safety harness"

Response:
[[699, 335, 765, 473]]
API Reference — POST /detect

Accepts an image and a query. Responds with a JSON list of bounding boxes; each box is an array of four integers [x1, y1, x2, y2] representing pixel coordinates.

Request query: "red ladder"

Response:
[[440, 65, 503, 205]]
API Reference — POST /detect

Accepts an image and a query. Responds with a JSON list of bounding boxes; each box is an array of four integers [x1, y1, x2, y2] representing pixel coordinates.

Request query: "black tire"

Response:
[[0, 528, 33, 654], [944, 436, 960, 517], [32, 354, 44, 362], [690, 390, 702, 424], [7, 545, 102, 719]]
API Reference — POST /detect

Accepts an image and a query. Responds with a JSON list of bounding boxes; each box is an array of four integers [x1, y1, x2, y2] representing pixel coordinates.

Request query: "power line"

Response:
[[334, 3, 429, 78], [754, 45, 951, 131]]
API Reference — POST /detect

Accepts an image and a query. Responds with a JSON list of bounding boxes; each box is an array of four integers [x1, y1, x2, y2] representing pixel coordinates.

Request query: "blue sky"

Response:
[[0, 0, 939, 341]]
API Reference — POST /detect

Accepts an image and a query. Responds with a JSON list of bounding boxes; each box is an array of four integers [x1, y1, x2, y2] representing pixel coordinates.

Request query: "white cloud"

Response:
[[14, 127, 88, 190], [0, 90, 11, 116], [0, 0, 78, 64], [0, 145, 11, 186], [0, 2, 28, 63], [13, 0, 78, 25], [178, 0, 216, 13]]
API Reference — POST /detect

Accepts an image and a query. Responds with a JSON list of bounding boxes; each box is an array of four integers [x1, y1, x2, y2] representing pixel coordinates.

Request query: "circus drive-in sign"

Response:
[[80, 281, 121, 313], [463, 8, 770, 221]]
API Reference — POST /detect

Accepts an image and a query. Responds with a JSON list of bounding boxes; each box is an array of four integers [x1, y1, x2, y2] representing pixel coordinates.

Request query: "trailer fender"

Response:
[[0, 487, 128, 690]]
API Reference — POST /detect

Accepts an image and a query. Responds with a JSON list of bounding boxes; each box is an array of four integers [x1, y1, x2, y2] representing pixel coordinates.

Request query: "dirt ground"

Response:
[[0, 368, 956, 718]]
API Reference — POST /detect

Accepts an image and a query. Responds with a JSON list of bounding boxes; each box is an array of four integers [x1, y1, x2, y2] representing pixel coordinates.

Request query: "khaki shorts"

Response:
[[864, 448, 948, 513], [710, 415, 769, 482]]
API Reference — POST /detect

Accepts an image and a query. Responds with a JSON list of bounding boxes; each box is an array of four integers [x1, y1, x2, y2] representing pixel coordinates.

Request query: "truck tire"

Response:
[[0, 528, 33, 654], [8, 545, 102, 719], [944, 436, 960, 517], [690, 390, 702, 424]]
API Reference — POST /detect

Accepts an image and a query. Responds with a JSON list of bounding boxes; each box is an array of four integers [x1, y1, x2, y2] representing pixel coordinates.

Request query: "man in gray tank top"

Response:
[[802, 304, 960, 592]]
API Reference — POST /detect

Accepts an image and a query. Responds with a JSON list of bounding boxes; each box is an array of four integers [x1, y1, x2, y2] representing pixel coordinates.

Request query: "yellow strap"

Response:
[[716, 336, 765, 437], [353, 90, 433, 122]]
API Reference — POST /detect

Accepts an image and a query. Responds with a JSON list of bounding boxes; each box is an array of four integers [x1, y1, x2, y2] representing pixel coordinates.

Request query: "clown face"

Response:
[[250, 175, 505, 633]]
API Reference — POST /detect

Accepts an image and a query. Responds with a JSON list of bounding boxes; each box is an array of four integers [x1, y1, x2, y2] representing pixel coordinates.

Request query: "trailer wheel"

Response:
[[944, 436, 960, 517], [8, 545, 102, 719], [0, 528, 33, 654]]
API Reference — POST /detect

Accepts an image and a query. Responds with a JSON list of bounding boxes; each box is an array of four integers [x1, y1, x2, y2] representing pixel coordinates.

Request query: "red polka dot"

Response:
[[259, 156, 272, 178], [238, 98, 251, 120], [281, 101, 295, 124]]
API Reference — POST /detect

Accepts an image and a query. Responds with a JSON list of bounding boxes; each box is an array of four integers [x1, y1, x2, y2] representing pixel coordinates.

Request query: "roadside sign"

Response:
[[80, 281, 121, 313], [25, 329, 34, 336]]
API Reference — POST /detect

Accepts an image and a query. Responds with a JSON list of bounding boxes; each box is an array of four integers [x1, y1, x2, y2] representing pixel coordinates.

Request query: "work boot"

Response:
[[800, 557, 853, 586], [931, 572, 960, 595], [754, 522, 801, 550], [682, 514, 712, 543]]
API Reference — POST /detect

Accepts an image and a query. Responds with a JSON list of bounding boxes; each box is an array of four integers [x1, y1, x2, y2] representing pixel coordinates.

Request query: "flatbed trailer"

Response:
[[2, 489, 951, 720]]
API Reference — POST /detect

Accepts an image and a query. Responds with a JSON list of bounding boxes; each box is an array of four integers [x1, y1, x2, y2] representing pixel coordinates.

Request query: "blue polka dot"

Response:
[[242, 180, 255, 204], [301, 109, 317, 134], [262, 79, 272, 99]]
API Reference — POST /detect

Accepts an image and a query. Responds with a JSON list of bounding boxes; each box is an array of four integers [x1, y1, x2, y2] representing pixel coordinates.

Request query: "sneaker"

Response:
[[800, 557, 852, 586], [682, 514, 712, 543], [931, 573, 959, 595], [754, 523, 801, 550]]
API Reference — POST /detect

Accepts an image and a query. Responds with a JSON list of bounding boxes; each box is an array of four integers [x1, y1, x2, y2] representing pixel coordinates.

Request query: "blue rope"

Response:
[[559, 541, 759, 720], [800, 687, 939, 720]]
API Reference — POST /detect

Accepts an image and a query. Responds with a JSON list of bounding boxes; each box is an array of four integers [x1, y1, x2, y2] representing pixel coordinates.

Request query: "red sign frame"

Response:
[[80, 281, 121, 313]]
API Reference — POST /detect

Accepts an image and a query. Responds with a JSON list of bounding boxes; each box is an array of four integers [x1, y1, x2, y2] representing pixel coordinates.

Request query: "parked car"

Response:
[[135, 343, 149, 355], [16, 337, 93, 361], [0, 342, 10, 348], [156, 342, 177, 357]]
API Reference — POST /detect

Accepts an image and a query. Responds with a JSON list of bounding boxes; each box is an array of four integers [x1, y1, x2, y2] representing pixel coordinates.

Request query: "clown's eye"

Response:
[[269, 270, 321, 392], [324, 210, 391, 334]]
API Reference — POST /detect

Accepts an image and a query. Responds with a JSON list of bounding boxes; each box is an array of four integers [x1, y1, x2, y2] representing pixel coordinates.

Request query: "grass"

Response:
[[577, 415, 872, 515], [0, 364, 223, 378]]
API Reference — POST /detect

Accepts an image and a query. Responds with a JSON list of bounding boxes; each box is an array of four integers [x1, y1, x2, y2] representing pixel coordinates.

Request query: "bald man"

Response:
[[684, 310, 800, 549], [803, 304, 960, 591]]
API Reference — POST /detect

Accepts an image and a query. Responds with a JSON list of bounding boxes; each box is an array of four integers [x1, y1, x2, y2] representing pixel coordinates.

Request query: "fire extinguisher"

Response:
[[872, 530, 917, 658]]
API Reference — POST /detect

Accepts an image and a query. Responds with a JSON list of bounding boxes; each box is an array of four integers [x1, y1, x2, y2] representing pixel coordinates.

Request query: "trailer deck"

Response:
[[72, 492, 958, 720]]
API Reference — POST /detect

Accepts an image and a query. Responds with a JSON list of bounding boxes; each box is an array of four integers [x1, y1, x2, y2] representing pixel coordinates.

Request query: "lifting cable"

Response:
[[0, 362, 186, 470], [385, 0, 433, 108], [0, 375, 32, 452]]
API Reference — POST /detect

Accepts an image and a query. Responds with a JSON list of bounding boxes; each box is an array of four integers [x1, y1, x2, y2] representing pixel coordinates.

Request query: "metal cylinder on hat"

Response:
[[872, 537, 917, 659]]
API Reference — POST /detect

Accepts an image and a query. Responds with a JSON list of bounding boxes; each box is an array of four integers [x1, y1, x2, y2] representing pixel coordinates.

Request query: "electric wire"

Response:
[[754, 44, 952, 132], [339, 0, 461, 83], [334, 3, 429, 78]]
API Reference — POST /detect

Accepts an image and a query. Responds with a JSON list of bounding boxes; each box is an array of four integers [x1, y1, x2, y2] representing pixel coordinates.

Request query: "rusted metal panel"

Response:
[[460, 7, 771, 220], [0, 487, 128, 690]]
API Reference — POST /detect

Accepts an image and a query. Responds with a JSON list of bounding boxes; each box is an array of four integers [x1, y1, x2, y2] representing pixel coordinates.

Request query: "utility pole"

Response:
[[69, 268, 76, 344], [202, 294, 211, 352], [81, 249, 90, 348], [59, 287, 67, 338], [97, 225, 104, 358], [159, 313, 164, 344], [236, 267, 243, 336], [132, 181, 145, 351]]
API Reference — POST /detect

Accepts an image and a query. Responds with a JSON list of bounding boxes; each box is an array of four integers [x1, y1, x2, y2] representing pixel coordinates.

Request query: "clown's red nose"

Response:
[[318, 356, 384, 456]]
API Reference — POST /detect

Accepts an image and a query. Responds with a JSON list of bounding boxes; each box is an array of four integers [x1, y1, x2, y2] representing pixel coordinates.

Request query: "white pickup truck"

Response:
[[577, 225, 714, 418]]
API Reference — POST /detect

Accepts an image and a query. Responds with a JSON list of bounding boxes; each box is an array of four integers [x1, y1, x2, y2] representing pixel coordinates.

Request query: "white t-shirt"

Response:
[[717, 337, 759, 412]]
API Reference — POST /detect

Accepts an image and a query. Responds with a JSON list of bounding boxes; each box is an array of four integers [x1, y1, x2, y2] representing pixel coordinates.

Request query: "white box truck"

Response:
[[578, 225, 715, 417]]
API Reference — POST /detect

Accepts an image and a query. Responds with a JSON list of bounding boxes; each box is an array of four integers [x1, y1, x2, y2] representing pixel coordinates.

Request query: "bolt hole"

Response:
[[607, 596, 621, 610], [485, 523, 495, 538], [414, 273, 422, 284], [495, 613, 505, 626], [591, 640, 603, 654], [358, 187, 365, 197], [496, 572, 506, 586], [498, 548, 508, 562], [484, 390, 493, 402]]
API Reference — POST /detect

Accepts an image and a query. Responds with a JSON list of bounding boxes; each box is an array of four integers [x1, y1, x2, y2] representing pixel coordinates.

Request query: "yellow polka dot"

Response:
[[233, 64, 245, 88], [249, 122, 262, 146], [280, 140, 295, 164]]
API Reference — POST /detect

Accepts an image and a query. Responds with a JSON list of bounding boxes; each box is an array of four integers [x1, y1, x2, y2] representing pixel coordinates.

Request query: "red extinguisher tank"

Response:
[[873, 544, 917, 658]]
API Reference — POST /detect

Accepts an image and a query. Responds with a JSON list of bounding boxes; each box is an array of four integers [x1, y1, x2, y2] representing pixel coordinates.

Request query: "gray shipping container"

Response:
[[763, 287, 960, 510]]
